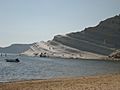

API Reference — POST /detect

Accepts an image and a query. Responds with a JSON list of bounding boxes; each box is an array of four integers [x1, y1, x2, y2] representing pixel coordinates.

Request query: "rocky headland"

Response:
[[22, 15, 120, 60]]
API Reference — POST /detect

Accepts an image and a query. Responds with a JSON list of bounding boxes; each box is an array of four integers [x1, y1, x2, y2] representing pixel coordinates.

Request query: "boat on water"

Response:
[[5, 58, 20, 62]]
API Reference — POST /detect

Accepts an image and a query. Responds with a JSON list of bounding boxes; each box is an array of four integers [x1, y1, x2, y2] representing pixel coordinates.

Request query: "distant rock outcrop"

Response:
[[22, 15, 120, 59], [0, 44, 32, 54]]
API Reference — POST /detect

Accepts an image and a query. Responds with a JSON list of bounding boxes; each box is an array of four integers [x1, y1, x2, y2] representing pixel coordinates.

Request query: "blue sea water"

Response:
[[0, 54, 120, 82]]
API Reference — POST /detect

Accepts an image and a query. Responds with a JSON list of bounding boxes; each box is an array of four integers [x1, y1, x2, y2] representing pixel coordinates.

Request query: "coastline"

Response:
[[0, 74, 120, 90], [21, 54, 120, 61]]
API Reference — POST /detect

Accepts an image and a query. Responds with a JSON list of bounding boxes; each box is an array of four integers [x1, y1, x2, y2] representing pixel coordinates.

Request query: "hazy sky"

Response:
[[0, 0, 120, 47]]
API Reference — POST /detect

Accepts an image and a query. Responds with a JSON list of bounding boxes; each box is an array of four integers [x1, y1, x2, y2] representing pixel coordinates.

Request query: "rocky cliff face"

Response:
[[52, 15, 120, 55], [23, 15, 120, 59]]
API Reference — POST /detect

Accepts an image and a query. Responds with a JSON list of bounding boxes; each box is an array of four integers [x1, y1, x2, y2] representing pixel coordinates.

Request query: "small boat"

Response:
[[5, 58, 20, 62]]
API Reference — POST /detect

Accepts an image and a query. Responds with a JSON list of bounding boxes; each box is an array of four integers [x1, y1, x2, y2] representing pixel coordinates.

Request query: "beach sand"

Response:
[[0, 74, 120, 90]]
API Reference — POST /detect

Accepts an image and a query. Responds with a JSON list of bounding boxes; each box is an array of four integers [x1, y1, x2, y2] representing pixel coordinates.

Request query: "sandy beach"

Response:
[[0, 74, 120, 90]]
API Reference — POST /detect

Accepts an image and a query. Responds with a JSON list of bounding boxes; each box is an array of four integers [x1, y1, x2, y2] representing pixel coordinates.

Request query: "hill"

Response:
[[52, 15, 120, 55], [0, 44, 32, 54], [23, 15, 120, 59]]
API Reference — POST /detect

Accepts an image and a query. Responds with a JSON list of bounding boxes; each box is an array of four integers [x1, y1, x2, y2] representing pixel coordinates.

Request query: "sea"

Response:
[[0, 53, 120, 82]]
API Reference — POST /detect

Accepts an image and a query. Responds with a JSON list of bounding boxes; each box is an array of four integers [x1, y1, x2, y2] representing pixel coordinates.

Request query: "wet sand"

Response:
[[0, 74, 120, 90]]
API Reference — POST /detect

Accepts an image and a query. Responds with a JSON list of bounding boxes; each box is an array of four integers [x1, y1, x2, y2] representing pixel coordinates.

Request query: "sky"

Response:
[[0, 0, 120, 47]]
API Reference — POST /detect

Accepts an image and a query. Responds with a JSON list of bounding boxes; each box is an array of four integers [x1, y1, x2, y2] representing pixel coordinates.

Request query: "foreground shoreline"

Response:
[[0, 74, 120, 90]]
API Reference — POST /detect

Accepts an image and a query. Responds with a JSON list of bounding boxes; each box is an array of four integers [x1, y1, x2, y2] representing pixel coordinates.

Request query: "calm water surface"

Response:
[[0, 54, 120, 82]]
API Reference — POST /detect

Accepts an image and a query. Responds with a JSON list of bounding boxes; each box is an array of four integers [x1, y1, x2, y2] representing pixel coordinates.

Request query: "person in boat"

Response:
[[40, 53, 43, 57], [40, 52, 47, 57]]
